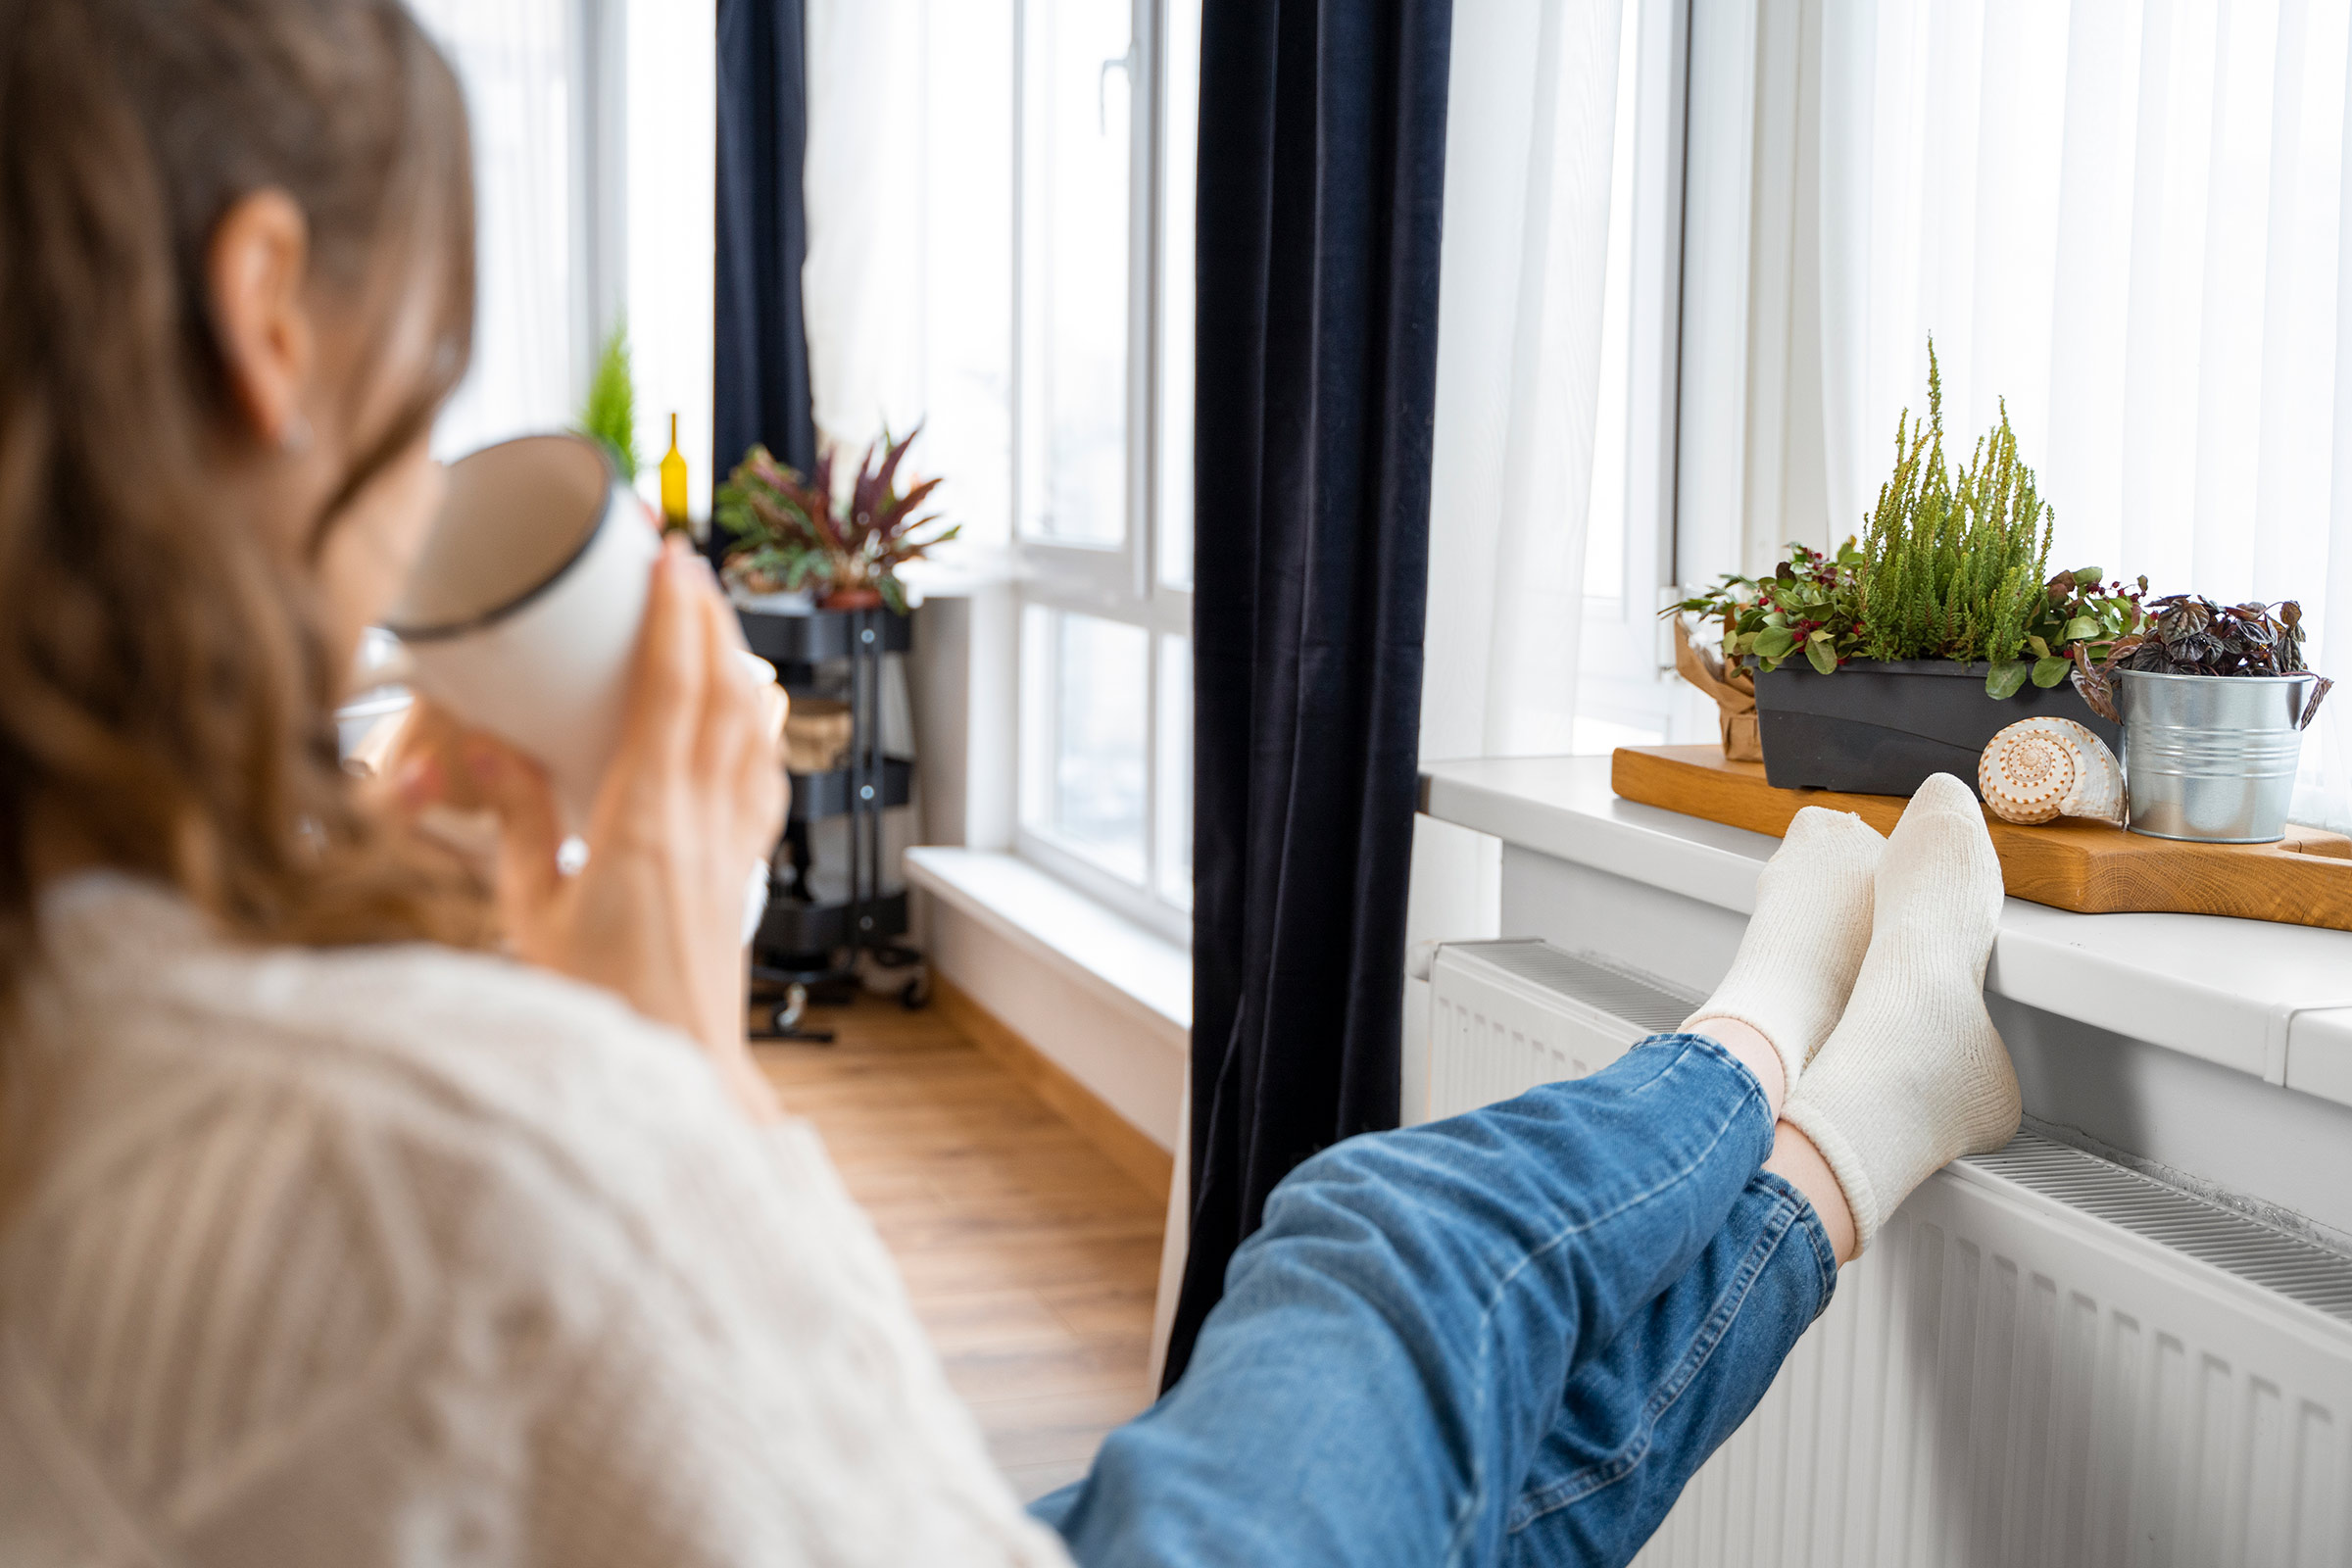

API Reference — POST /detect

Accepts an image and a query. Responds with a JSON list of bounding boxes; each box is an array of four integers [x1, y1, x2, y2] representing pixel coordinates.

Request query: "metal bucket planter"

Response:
[[1750, 660, 2124, 798], [2115, 669, 2324, 843]]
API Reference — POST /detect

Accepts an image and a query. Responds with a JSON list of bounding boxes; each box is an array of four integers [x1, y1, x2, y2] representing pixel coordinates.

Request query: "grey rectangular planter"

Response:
[[1751, 659, 2123, 798]]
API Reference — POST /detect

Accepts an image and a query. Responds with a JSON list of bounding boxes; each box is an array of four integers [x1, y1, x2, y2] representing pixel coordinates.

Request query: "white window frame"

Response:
[[1010, 0, 1194, 947]]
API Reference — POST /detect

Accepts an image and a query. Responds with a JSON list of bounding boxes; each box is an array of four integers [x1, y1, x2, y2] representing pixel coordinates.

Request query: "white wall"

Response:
[[906, 590, 1020, 851]]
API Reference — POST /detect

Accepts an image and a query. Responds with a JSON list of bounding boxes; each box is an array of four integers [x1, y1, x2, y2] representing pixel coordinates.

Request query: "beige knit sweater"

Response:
[[0, 874, 1077, 1566]]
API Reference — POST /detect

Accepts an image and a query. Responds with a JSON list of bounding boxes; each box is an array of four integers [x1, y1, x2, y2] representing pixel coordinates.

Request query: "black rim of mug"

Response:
[[380, 431, 619, 644]]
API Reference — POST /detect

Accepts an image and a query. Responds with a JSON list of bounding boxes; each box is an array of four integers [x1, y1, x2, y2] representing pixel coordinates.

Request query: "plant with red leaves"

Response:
[[2073, 594, 2331, 727], [715, 426, 959, 612]]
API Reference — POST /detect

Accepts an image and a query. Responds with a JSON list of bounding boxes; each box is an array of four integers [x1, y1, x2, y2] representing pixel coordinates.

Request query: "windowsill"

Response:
[[904, 847, 1191, 1033], [897, 546, 1023, 602], [1419, 755, 2352, 1111]]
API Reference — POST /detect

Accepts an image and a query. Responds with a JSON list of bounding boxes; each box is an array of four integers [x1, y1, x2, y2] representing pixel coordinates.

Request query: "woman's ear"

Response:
[[206, 189, 316, 448]]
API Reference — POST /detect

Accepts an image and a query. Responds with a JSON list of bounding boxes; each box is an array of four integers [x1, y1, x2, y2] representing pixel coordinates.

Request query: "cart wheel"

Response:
[[899, 974, 931, 1010]]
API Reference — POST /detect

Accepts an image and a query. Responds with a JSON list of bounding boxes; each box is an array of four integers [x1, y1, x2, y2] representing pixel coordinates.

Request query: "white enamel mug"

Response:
[[379, 432, 775, 942], [383, 432, 662, 830]]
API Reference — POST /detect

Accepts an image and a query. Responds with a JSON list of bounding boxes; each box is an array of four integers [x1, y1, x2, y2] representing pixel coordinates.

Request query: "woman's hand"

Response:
[[398, 537, 790, 1121]]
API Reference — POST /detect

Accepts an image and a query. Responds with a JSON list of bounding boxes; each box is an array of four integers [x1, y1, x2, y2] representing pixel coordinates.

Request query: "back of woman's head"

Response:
[[0, 0, 486, 1007]]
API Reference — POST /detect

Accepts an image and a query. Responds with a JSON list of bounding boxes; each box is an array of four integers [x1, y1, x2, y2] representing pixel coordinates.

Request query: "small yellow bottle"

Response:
[[659, 413, 689, 532]]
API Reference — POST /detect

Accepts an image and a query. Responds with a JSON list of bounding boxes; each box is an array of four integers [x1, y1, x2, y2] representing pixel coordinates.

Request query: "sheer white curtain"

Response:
[[1420, 0, 1627, 768], [1809, 0, 2352, 827], [1402, 0, 1630, 1115], [408, 0, 581, 461], [802, 0, 1014, 549], [803, 0, 924, 458], [621, 0, 716, 518]]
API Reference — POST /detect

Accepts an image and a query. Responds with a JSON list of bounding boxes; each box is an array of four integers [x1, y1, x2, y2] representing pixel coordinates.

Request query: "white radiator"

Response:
[[1425, 940, 1699, 1121], [1426, 939, 2352, 1566]]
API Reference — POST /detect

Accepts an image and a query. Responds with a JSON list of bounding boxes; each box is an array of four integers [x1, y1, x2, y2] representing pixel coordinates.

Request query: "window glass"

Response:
[[1050, 612, 1150, 878], [1031, 0, 1132, 546], [1010, 0, 1195, 934]]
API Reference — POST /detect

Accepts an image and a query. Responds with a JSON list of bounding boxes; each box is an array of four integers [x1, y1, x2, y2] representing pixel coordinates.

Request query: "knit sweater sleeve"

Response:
[[0, 910, 1073, 1568], [510, 1114, 1076, 1568]]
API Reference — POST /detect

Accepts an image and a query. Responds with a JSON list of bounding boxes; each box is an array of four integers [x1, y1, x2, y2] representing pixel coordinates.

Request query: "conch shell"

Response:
[[1977, 717, 2125, 827]]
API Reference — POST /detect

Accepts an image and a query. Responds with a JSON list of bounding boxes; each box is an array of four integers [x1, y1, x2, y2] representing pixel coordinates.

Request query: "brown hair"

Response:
[[0, 0, 490, 1016]]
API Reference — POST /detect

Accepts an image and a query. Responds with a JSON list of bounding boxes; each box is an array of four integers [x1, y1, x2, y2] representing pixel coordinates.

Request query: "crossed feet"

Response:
[[1684, 772, 2022, 1264]]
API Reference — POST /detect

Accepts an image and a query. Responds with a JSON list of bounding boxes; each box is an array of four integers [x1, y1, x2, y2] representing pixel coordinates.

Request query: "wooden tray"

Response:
[[1612, 745, 2352, 933]]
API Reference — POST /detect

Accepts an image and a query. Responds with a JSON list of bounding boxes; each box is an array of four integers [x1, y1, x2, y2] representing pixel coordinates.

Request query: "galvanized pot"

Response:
[[2115, 669, 2323, 843]]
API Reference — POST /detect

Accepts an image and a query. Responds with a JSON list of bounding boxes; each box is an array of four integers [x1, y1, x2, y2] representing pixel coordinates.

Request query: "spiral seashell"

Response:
[[1977, 717, 2125, 827]]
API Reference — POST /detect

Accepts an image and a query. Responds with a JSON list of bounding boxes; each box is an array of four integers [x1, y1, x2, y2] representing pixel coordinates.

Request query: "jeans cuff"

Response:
[[1751, 1167, 1839, 1317], [1633, 1031, 1777, 1144]]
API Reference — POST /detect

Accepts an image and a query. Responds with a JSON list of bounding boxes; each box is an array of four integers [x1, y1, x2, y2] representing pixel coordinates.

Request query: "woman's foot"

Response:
[[1780, 774, 2022, 1251], [1685, 806, 1885, 1107]]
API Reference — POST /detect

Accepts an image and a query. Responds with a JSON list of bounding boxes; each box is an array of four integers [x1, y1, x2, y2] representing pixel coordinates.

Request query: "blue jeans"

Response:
[[1030, 1033, 1838, 1567]]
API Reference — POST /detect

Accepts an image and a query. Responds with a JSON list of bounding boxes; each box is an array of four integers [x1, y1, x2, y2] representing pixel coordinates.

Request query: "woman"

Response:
[[0, 2, 2021, 1563]]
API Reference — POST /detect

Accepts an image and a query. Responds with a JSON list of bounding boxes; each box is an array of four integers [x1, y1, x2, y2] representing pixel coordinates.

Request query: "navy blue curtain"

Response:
[[1165, 0, 1454, 1388], [712, 0, 814, 544]]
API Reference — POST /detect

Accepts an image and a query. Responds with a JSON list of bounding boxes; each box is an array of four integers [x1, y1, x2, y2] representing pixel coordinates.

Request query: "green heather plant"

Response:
[[1856, 343, 2045, 670], [577, 318, 638, 480], [1855, 341, 2142, 697], [1669, 540, 1867, 676], [1669, 342, 2145, 696]]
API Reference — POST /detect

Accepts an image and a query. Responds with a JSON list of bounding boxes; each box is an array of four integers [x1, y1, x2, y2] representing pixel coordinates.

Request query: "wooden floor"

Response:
[[755, 992, 1166, 1500]]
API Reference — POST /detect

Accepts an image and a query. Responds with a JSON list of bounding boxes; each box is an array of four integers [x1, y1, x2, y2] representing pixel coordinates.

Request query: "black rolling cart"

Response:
[[737, 603, 926, 1042]]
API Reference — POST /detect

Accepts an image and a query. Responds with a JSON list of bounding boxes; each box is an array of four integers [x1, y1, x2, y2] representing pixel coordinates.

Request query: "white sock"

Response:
[[1683, 806, 1885, 1099], [1782, 773, 2023, 1250]]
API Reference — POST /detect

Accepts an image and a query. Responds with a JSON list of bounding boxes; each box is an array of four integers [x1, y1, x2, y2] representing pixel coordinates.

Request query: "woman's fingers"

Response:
[[380, 698, 471, 811], [736, 656, 789, 854], [736, 701, 788, 860], [464, 731, 565, 930], [753, 671, 789, 746], [691, 578, 758, 776], [743, 751, 788, 862], [677, 562, 786, 860], [619, 538, 711, 775], [589, 538, 713, 849]]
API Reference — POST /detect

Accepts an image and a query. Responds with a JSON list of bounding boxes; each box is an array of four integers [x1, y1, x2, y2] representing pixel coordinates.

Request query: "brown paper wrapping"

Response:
[[1671, 617, 1762, 762]]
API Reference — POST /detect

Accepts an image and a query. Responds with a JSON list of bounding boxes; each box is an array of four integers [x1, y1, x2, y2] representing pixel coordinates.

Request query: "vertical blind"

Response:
[[1810, 0, 2352, 825]]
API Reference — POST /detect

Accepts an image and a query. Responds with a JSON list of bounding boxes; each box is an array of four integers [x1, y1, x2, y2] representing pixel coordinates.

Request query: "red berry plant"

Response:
[[1668, 540, 1869, 677]]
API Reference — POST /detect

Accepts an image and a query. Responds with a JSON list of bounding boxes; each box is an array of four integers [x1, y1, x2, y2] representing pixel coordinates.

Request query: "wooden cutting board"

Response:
[[1611, 744, 2352, 933]]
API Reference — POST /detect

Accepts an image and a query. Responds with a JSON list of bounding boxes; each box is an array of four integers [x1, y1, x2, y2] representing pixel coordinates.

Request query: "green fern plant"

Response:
[[576, 318, 638, 480]]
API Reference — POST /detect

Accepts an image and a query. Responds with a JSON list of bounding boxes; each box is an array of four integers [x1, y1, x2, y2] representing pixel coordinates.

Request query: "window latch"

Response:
[[1100, 47, 1133, 135]]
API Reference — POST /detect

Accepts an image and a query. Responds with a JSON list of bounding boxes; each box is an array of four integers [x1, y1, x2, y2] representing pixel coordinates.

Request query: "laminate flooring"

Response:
[[755, 992, 1166, 1501]]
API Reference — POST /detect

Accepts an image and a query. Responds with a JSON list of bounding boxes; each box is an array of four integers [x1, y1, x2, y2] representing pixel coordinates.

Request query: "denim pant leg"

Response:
[[1036, 1034, 1776, 1568], [1501, 1170, 1838, 1568]]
